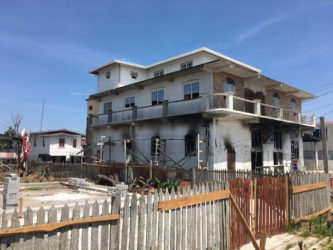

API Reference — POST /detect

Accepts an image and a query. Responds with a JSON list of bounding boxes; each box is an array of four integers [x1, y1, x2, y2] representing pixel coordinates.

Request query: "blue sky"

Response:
[[1, 0, 333, 134]]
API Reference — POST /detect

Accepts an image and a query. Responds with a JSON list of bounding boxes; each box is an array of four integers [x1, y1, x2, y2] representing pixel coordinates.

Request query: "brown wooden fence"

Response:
[[228, 176, 288, 249]]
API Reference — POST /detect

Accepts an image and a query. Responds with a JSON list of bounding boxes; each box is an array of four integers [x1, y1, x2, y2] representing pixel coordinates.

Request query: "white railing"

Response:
[[90, 93, 316, 127]]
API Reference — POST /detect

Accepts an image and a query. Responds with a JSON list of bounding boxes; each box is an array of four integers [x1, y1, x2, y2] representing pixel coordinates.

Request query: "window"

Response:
[[125, 96, 135, 108], [154, 70, 164, 77], [33, 136, 36, 147], [105, 71, 111, 79], [273, 131, 282, 149], [185, 134, 196, 156], [59, 138, 65, 148], [273, 152, 283, 165], [272, 93, 280, 107], [224, 78, 236, 94], [291, 140, 299, 159], [89, 105, 93, 111], [184, 82, 200, 100], [130, 71, 138, 79], [151, 136, 160, 156], [73, 139, 77, 148], [42, 138, 45, 147], [180, 61, 192, 70], [252, 129, 262, 148], [104, 102, 112, 114], [290, 99, 296, 111], [152, 90, 164, 105], [290, 98, 297, 116]]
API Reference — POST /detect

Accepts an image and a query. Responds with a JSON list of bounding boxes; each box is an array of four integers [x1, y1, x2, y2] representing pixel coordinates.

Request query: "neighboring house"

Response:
[[0, 134, 20, 164], [29, 129, 83, 162], [303, 122, 333, 171], [86, 47, 316, 172]]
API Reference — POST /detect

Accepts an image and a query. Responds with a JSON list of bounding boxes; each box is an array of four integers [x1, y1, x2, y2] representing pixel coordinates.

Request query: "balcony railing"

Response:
[[89, 93, 316, 127]]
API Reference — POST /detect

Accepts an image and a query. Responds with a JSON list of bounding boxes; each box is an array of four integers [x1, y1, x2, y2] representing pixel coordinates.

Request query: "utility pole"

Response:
[[97, 136, 105, 174], [320, 117, 329, 173], [197, 133, 203, 169]]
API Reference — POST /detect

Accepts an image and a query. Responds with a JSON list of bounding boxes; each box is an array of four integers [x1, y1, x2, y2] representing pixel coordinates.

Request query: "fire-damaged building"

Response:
[[86, 47, 316, 172]]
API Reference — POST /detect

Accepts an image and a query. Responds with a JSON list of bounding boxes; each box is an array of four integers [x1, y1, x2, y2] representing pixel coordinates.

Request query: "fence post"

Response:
[[149, 160, 153, 179], [192, 168, 196, 186]]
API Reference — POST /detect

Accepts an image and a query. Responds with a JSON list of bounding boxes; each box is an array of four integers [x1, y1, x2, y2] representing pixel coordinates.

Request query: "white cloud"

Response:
[[235, 2, 333, 44]]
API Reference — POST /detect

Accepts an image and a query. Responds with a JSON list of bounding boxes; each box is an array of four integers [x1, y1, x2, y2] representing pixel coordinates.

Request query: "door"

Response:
[[227, 150, 235, 171]]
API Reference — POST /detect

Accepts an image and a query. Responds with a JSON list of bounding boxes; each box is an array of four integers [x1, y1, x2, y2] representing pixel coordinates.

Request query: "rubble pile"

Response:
[[68, 178, 93, 187]]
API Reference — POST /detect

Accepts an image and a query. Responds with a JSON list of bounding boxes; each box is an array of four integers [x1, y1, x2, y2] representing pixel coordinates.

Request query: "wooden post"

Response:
[[259, 232, 267, 250], [229, 193, 261, 250], [123, 140, 128, 184], [19, 197, 23, 213], [320, 117, 329, 173], [192, 168, 196, 186], [149, 160, 152, 179]]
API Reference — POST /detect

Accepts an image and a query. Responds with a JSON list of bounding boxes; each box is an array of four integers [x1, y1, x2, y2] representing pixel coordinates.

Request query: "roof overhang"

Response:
[[88, 60, 218, 100], [244, 75, 316, 100]]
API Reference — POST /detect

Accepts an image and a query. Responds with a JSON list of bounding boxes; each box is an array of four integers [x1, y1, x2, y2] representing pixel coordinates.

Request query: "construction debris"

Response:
[[68, 178, 92, 187], [96, 174, 121, 186]]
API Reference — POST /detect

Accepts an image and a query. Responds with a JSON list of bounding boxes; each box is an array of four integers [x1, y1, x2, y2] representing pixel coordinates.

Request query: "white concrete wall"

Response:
[[97, 64, 120, 92], [98, 71, 213, 115], [29, 134, 82, 161], [210, 119, 252, 170], [147, 52, 218, 78], [94, 119, 208, 169]]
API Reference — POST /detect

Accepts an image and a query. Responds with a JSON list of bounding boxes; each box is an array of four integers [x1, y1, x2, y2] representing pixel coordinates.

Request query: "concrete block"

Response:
[[115, 183, 128, 197]]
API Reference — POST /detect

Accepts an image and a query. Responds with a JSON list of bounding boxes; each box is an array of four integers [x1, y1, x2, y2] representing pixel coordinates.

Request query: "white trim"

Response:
[[88, 47, 261, 74]]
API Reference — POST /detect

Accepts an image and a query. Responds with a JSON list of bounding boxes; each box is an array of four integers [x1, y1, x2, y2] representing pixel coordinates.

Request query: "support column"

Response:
[[253, 99, 261, 116], [298, 128, 304, 171], [225, 92, 234, 110], [314, 141, 319, 171]]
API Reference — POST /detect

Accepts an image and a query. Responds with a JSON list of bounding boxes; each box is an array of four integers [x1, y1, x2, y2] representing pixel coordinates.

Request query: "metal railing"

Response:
[[89, 93, 315, 127]]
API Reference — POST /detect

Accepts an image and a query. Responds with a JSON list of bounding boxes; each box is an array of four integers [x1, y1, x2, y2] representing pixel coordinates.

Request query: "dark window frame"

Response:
[[103, 102, 112, 114], [59, 138, 65, 148], [185, 133, 197, 156], [125, 96, 135, 108], [273, 130, 282, 149], [184, 82, 200, 100]]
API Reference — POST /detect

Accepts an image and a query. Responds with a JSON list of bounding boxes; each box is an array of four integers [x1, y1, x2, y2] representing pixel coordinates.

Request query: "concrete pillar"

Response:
[[201, 92, 209, 111], [253, 99, 261, 115], [314, 141, 319, 170], [162, 100, 168, 117], [278, 108, 283, 120], [132, 106, 137, 121], [297, 113, 302, 123], [225, 92, 234, 110], [298, 128, 304, 171], [108, 110, 113, 123]]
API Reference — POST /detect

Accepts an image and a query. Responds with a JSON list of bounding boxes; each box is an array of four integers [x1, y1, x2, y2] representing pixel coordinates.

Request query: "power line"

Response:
[[303, 101, 333, 112]]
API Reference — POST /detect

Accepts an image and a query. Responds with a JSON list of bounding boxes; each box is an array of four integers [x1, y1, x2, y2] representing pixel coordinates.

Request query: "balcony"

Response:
[[88, 93, 316, 128]]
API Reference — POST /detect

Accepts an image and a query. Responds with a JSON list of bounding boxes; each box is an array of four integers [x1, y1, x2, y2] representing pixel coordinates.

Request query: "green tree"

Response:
[[0, 127, 22, 157]]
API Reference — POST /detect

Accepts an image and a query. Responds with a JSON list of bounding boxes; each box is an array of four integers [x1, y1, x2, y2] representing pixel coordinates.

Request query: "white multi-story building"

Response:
[[86, 48, 316, 172], [29, 129, 83, 162]]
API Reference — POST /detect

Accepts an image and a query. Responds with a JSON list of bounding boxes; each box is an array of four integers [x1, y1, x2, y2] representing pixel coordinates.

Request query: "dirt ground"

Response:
[[240, 233, 332, 250], [0, 183, 111, 209]]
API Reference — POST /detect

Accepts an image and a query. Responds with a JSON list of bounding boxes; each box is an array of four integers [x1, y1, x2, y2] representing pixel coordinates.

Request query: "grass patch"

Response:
[[24, 186, 43, 191], [285, 242, 297, 250]]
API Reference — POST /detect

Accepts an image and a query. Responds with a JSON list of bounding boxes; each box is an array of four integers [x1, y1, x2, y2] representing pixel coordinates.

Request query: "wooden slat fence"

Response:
[[0, 198, 120, 250], [255, 176, 287, 238], [228, 178, 251, 249], [121, 182, 230, 250], [289, 172, 330, 222]]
